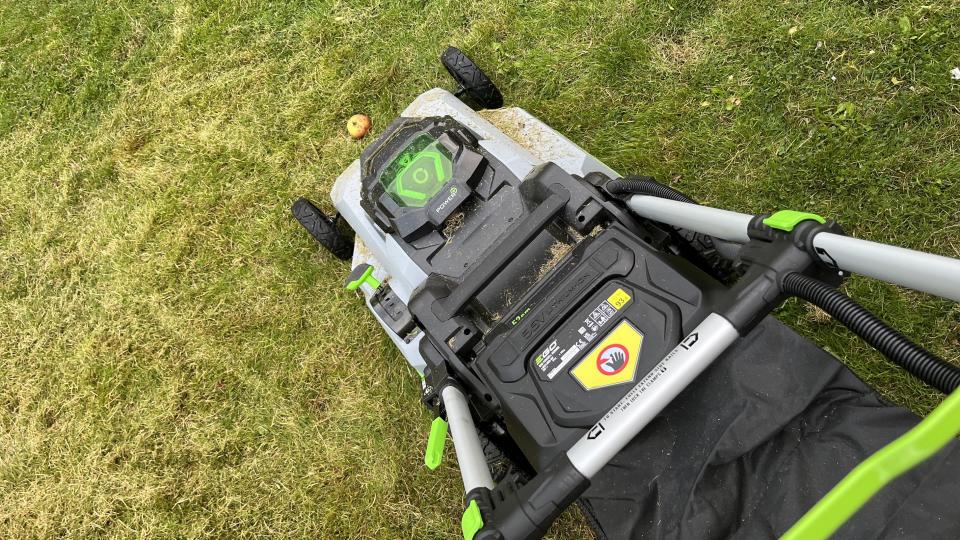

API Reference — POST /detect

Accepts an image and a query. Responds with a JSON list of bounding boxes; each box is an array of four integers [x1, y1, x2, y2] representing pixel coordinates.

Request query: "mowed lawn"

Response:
[[1, 0, 958, 538]]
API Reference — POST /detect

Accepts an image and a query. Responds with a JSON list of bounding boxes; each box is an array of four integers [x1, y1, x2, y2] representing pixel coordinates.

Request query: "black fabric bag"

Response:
[[578, 317, 959, 540]]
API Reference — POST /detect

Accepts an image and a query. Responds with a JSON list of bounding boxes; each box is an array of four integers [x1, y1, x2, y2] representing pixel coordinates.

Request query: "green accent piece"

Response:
[[763, 210, 826, 232], [461, 500, 484, 540], [781, 387, 960, 540], [393, 150, 448, 199], [380, 134, 454, 208], [345, 266, 380, 291], [424, 417, 448, 470]]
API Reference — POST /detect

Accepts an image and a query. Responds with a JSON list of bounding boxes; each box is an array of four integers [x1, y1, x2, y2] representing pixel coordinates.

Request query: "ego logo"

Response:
[[597, 344, 629, 375]]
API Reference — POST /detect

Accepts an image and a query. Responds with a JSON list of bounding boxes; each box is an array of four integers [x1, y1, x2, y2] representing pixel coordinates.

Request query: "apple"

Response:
[[347, 114, 371, 139]]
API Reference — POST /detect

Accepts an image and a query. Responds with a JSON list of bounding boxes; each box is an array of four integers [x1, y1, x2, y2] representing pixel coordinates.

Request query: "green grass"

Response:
[[1, 0, 958, 537]]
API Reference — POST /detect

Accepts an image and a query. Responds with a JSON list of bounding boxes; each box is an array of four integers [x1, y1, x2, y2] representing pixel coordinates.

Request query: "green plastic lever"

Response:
[[425, 417, 448, 470], [763, 209, 826, 232], [345, 264, 381, 291], [462, 500, 484, 540]]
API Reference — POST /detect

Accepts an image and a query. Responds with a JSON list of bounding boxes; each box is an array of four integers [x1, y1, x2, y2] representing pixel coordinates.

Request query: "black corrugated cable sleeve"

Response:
[[783, 272, 960, 393], [603, 176, 697, 204]]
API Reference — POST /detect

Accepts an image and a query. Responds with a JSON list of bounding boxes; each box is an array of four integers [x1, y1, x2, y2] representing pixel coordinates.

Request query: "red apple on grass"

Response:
[[347, 114, 371, 139]]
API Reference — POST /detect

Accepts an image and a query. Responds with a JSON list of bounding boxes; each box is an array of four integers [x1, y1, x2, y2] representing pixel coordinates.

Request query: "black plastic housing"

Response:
[[473, 225, 718, 469], [360, 115, 724, 469]]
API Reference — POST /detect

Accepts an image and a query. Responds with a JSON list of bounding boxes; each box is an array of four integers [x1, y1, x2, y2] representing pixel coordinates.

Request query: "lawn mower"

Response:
[[292, 48, 960, 539]]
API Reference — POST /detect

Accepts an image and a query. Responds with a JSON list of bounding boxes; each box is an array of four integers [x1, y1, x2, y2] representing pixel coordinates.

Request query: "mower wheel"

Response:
[[441, 46, 503, 109], [480, 432, 526, 483], [481, 433, 511, 482], [291, 197, 353, 261], [673, 227, 743, 282]]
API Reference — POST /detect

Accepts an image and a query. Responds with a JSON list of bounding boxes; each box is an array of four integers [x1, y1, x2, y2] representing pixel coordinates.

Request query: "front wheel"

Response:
[[291, 197, 353, 260], [441, 46, 503, 109]]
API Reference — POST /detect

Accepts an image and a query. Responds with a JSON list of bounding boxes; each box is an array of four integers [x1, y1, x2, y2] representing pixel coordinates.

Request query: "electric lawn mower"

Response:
[[292, 47, 960, 540]]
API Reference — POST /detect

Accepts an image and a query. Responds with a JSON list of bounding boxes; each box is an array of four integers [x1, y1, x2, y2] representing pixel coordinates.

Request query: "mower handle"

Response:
[[626, 195, 960, 303], [811, 232, 960, 301], [441, 385, 495, 493]]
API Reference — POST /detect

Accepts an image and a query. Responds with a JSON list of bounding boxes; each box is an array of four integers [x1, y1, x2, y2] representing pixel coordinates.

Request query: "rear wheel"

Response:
[[291, 197, 353, 260], [671, 227, 743, 283], [477, 426, 533, 484], [604, 176, 743, 282], [441, 46, 503, 109]]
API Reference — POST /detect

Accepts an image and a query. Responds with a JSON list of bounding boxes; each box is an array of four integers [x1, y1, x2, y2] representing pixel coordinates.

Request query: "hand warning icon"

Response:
[[597, 344, 629, 375], [571, 320, 644, 391]]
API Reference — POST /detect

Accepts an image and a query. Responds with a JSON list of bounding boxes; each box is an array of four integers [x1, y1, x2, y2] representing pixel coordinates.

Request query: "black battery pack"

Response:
[[475, 225, 717, 469]]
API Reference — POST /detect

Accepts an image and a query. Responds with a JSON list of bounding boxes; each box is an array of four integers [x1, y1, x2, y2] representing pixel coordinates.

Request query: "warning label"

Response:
[[534, 288, 633, 380], [571, 320, 644, 390]]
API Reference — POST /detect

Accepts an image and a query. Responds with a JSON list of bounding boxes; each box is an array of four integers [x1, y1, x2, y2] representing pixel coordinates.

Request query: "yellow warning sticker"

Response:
[[607, 288, 632, 310], [571, 320, 644, 390]]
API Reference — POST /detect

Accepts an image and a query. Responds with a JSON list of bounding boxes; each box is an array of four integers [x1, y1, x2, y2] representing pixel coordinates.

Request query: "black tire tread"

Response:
[[291, 197, 353, 260], [674, 227, 742, 281], [480, 433, 511, 483], [441, 46, 503, 109], [479, 432, 530, 484]]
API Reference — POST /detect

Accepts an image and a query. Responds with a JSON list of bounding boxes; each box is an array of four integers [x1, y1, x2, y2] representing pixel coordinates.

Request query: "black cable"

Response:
[[783, 272, 960, 393], [603, 176, 697, 204]]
